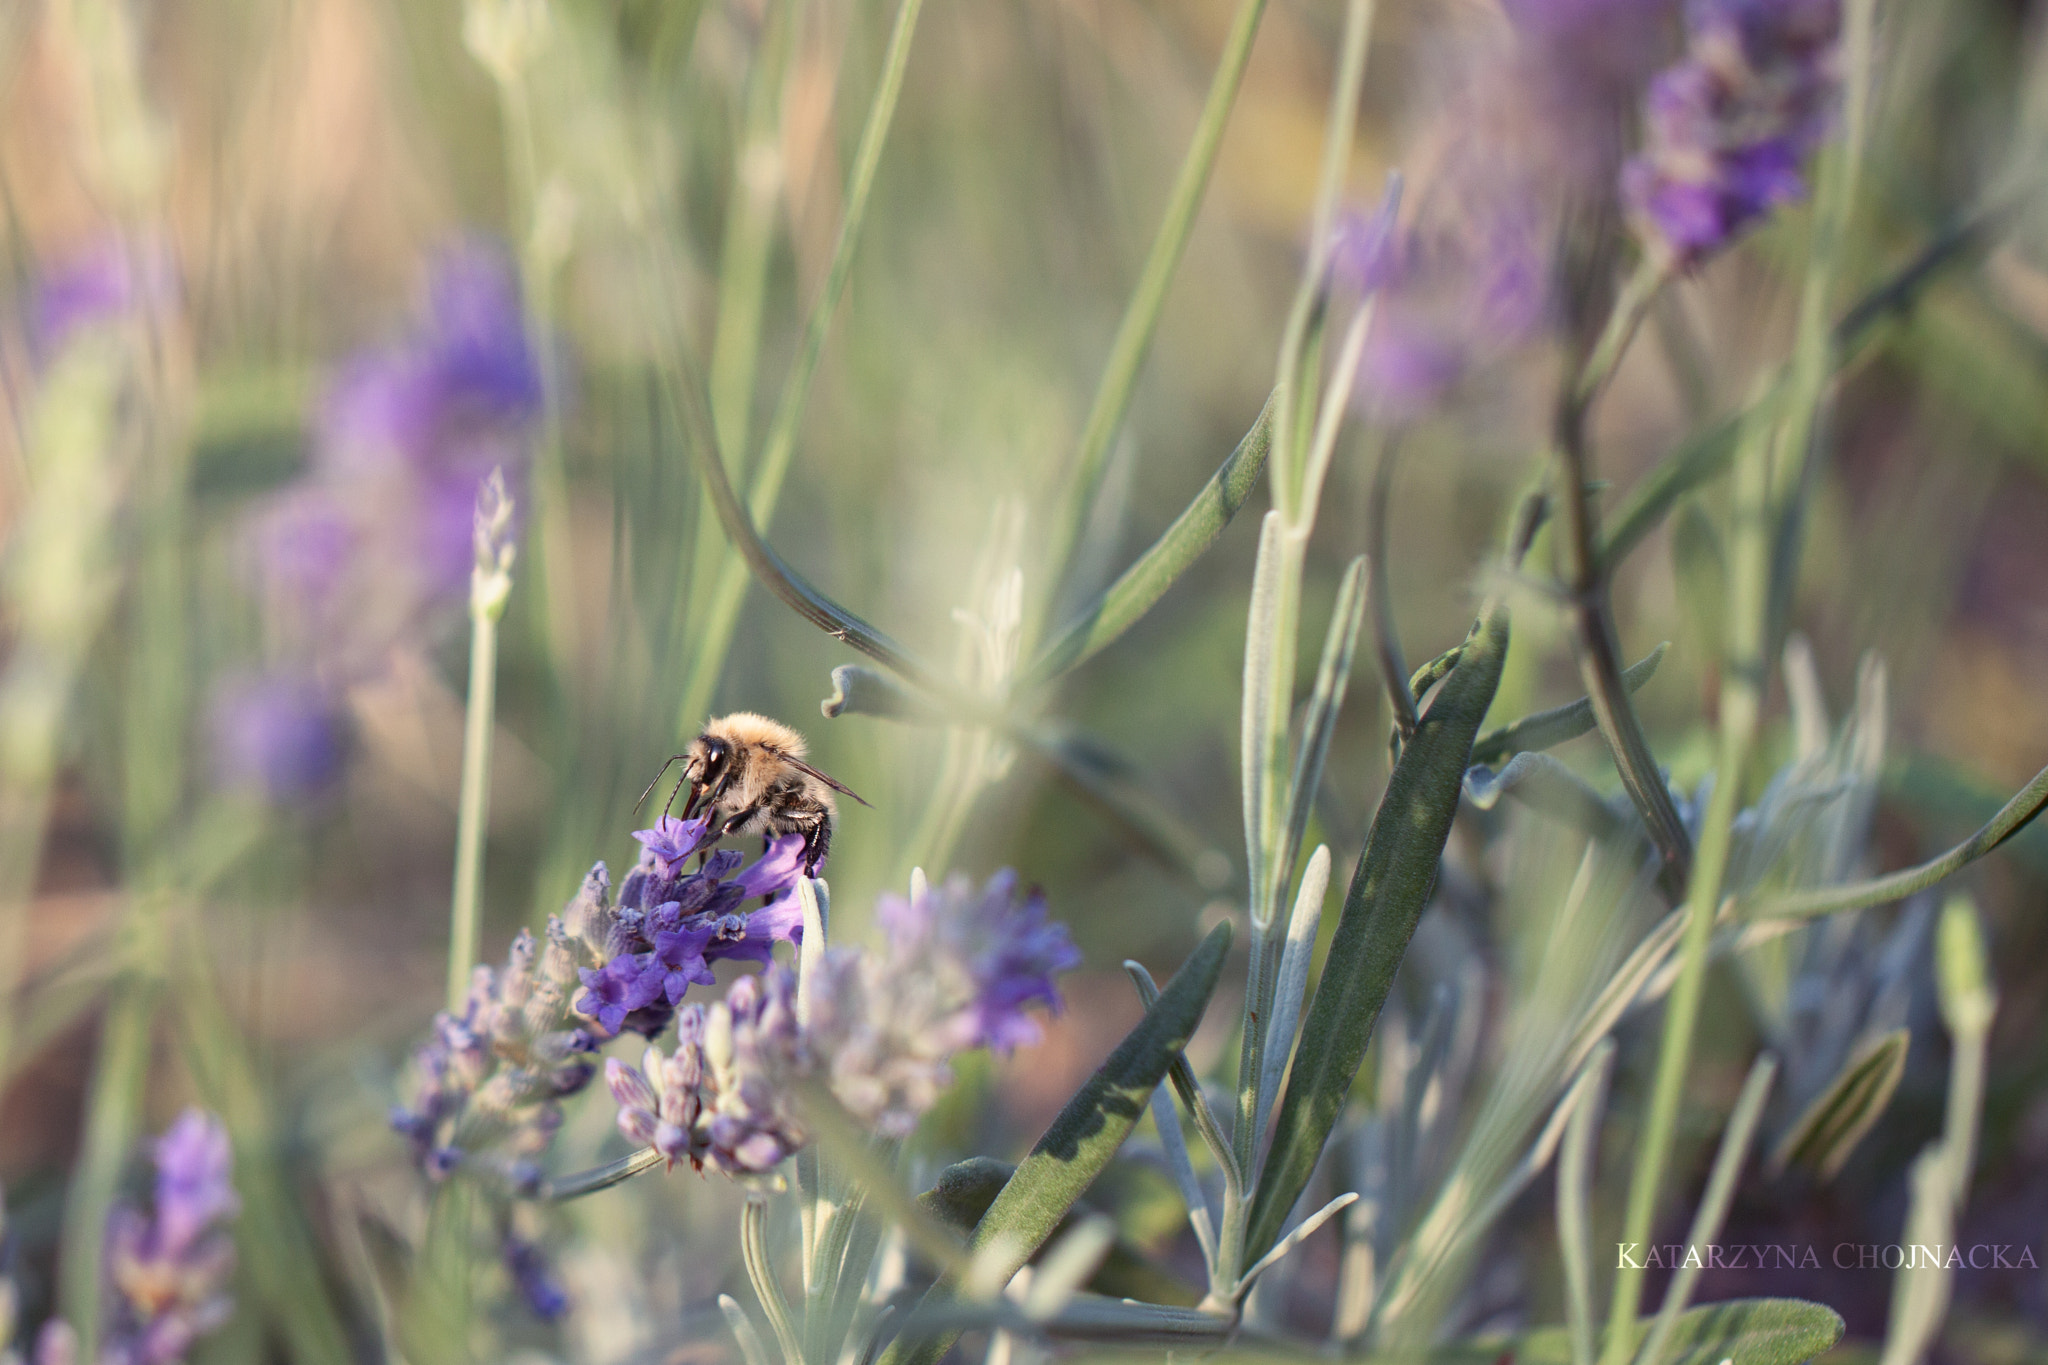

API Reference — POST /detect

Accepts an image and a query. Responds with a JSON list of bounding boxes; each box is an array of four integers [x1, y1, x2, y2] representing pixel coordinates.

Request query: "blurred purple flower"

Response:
[[33, 234, 178, 355], [606, 868, 1080, 1165], [242, 239, 542, 709], [876, 870, 1080, 1054], [1503, 0, 1677, 85], [1623, 0, 1842, 265], [392, 915, 598, 1186], [102, 1110, 238, 1365], [503, 1237, 569, 1320], [207, 673, 347, 803]]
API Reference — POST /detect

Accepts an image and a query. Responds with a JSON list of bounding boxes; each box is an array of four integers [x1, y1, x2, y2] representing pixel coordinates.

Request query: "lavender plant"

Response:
[[10, 0, 2048, 1362]]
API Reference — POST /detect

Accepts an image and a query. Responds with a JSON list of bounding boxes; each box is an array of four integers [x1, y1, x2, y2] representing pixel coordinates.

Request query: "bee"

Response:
[[640, 712, 870, 875]]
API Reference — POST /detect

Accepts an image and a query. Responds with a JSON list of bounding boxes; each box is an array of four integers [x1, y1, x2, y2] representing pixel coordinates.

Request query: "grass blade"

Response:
[[1559, 1040, 1616, 1365], [677, 0, 931, 731], [1767, 1029, 1907, 1180], [1743, 758, 2048, 920], [1636, 1055, 1779, 1365]]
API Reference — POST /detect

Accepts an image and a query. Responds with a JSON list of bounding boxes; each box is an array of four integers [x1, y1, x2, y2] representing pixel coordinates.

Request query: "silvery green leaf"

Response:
[[1254, 845, 1333, 1147], [1021, 1215, 1116, 1320], [820, 665, 943, 722], [1468, 643, 1667, 768], [1028, 396, 1273, 683], [719, 1294, 775, 1365], [1769, 1027, 1908, 1180], [1471, 1297, 1845, 1365], [1248, 600, 1508, 1262], [881, 923, 1230, 1365], [1463, 753, 1626, 842], [1148, 1083, 1217, 1265]]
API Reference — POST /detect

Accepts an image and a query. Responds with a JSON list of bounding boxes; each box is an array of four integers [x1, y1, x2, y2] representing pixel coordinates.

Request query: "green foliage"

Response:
[[882, 921, 1230, 1365], [1247, 601, 1509, 1261]]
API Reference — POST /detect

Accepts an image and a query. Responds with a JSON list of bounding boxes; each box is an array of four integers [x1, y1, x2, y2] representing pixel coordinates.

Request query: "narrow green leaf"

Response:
[[1028, 396, 1274, 683], [1558, 1040, 1616, 1365], [1045, 0, 1271, 594], [1744, 757, 2048, 920], [675, 0, 933, 730], [880, 921, 1231, 1365], [1247, 601, 1509, 1260], [1640, 1054, 1779, 1365], [176, 960, 355, 1365], [1508, 1299, 1846, 1365], [1769, 1028, 1908, 1180], [1278, 558, 1368, 887], [1462, 752, 1627, 843], [1469, 644, 1666, 769], [819, 664, 944, 722]]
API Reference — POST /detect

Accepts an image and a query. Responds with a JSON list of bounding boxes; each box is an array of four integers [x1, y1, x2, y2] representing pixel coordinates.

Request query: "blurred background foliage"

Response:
[[3, 0, 2048, 1358]]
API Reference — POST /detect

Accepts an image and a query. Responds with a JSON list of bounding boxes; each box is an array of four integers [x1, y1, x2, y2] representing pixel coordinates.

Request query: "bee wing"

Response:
[[784, 756, 874, 808]]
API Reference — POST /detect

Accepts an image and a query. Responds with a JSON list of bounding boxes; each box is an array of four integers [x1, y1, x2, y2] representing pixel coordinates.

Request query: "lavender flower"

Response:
[[102, 1110, 239, 1365], [572, 818, 808, 1040], [32, 234, 178, 356], [1623, 0, 1843, 266], [238, 240, 542, 708], [205, 673, 347, 803], [608, 969, 809, 1175], [502, 1236, 569, 1320], [392, 905, 598, 1188], [606, 870, 1079, 1168]]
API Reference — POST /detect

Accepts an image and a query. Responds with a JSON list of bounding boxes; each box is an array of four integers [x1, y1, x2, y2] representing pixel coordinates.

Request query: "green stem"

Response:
[[1599, 408, 1774, 1365], [496, 72, 581, 700], [544, 1146, 665, 1200], [1043, 0, 1270, 606], [742, 1195, 805, 1365], [448, 504, 515, 1011], [1554, 262, 1692, 901], [63, 963, 162, 1361], [675, 0, 927, 733]]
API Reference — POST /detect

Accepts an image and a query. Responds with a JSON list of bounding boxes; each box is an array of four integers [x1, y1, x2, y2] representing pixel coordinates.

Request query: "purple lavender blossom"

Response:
[[102, 1110, 238, 1365], [502, 1237, 569, 1320], [206, 673, 347, 803], [33, 234, 178, 355], [392, 912, 598, 1186], [605, 969, 807, 1175], [876, 871, 1081, 1054], [570, 824, 808, 1040], [606, 869, 1080, 1166], [1623, 0, 1842, 266], [242, 239, 542, 708], [1333, 120, 1554, 416]]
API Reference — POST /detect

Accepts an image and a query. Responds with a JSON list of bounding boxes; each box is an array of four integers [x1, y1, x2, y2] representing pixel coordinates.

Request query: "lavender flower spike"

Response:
[[1623, 0, 1844, 266], [103, 1110, 239, 1365]]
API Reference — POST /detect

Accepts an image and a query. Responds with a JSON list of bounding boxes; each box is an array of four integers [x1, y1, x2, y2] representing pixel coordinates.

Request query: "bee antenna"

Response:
[[636, 756, 686, 814]]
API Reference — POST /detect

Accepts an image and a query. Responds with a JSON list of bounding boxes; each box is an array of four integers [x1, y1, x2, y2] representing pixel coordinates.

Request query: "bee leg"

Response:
[[720, 799, 766, 839], [801, 820, 831, 877]]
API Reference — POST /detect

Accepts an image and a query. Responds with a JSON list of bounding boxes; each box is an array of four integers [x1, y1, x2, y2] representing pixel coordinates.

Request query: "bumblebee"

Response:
[[643, 712, 869, 875]]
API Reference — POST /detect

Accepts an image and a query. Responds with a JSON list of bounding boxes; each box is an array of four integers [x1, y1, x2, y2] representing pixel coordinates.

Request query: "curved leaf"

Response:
[[1769, 1028, 1909, 1180], [1469, 644, 1667, 768], [1028, 397, 1274, 684]]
